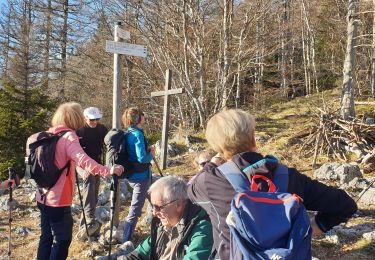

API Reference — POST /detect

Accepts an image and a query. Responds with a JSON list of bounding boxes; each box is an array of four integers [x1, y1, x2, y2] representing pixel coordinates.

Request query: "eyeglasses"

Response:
[[89, 118, 100, 122], [199, 160, 209, 167], [151, 199, 178, 212]]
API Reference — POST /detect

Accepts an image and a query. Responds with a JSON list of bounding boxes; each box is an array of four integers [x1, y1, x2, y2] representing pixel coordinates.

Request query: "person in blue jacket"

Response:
[[122, 107, 155, 243]]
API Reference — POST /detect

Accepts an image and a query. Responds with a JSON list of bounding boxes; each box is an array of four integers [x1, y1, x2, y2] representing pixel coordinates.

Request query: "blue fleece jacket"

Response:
[[125, 126, 152, 181]]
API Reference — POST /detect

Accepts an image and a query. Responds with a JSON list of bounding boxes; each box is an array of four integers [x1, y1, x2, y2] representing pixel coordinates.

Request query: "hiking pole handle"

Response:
[[152, 155, 163, 177], [7, 167, 16, 201]]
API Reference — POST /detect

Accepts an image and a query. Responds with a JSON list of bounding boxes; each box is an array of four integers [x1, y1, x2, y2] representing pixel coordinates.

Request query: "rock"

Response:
[[155, 140, 182, 157], [71, 203, 80, 214], [256, 135, 270, 144], [15, 226, 33, 236], [104, 226, 123, 245], [324, 230, 339, 244], [29, 192, 36, 202], [98, 187, 110, 206], [363, 163, 375, 174], [141, 201, 153, 226], [365, 117, 374, 125], [358, 187, 375, 206], [0, 197, 19, 211], [95, 206, 110, 223], [30, 211, 40, 218], [334, 227, 360, 238], [314, 163, 362, 184], [113, 241, 135, 258], [363, 231, 375, 241]]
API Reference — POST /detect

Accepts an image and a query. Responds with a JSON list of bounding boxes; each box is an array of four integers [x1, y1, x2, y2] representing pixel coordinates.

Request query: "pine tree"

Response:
[[0, 82, 56, 179]]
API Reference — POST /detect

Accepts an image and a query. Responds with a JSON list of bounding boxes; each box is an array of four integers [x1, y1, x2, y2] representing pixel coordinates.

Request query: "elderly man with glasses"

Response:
[[124, 176, 213, 260], [76, 106, 108, 238]]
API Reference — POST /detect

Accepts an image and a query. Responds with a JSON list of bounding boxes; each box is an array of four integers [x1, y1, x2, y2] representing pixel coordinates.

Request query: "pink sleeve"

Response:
[[65, 132, 111, 177]]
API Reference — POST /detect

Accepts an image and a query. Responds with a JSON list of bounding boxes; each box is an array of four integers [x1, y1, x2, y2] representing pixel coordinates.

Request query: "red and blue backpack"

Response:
[[218, 155, 312, 260]]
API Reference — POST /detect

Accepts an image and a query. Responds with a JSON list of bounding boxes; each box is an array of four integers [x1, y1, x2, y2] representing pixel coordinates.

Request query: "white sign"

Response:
[[117, 28, 130, 40], [106, 40, 147, 58]]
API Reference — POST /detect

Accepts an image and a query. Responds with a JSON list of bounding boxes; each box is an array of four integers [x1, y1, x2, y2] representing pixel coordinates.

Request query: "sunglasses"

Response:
[[151, 199, 178, 212], [89, 118, 100, 122]]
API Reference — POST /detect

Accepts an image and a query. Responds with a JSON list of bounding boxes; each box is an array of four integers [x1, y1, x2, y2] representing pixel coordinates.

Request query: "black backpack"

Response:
[[104, 128, 150, 178], [25, 131, 71, 189]]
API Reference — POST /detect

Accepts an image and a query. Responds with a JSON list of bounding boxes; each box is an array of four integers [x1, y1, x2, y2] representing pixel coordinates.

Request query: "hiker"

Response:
[[77, 107, 108, 238], [188, 150, 225, 185], [35, 102, 124, 260], [124, 176, 213, 260], [187, 109, 358, 260], [121, 107, 155, 243], [194, 149, 216, 171]]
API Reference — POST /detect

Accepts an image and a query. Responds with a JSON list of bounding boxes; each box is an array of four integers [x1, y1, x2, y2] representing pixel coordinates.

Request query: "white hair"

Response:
[[148, 175, 188, 203]]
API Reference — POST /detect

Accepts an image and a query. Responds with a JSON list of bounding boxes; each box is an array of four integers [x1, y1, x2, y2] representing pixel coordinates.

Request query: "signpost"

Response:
[[151, 69, 184, 170], [106, 41, 147, 58], [107, 22, 147, 128], [106, 21, 147, 231]]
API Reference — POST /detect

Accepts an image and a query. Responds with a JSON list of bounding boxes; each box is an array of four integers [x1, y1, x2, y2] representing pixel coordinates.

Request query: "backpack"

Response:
[[218, 155, 312, 260], [104, 128, 150, 178], [104, 128, 127, 168], [25, 131, 71, 189]]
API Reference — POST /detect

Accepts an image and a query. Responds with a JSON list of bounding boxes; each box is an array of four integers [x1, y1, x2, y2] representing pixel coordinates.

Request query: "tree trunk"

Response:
[[59, 0, 69, 100], [221, 0, 233, 109], [43, 0, 52, 86], [340, 0, 358, 119]]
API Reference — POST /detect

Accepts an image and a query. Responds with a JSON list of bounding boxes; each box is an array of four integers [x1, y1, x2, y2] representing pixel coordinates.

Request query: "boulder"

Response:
[[358, 187, 375, 206], [314, 163, 362, 184]]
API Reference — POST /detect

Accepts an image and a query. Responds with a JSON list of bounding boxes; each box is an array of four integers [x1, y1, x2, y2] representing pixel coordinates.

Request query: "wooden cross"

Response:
[[151, 69, 184, 170]]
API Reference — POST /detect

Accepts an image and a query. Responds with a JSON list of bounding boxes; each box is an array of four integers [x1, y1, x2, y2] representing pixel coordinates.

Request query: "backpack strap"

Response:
[[219, 159, 289, 193], [218, 161, 250, 193], [272, 164, 289, 192]]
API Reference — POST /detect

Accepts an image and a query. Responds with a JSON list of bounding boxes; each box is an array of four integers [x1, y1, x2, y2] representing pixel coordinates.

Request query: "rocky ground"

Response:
[[0, 149, 374, 260], [1, 90, 375, 259]]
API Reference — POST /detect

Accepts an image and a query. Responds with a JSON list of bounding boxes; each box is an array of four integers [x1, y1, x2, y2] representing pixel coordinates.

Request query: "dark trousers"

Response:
[[79, 174, 100, 226], [37, 203, 73, 260]]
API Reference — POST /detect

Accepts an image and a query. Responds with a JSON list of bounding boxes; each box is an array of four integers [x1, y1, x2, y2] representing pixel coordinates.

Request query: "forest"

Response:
[[0, 0, 374, 177]]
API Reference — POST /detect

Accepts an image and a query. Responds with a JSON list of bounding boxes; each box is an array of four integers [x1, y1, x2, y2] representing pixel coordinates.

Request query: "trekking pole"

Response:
[[108, 175, 119, 260], [75, 170, 95, 259], [7, 167, 18, 259], [152, 155, 163, 177]]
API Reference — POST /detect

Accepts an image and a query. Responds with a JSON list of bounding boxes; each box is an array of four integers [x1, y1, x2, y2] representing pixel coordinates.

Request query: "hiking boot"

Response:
[[76, 221, 101, 241]]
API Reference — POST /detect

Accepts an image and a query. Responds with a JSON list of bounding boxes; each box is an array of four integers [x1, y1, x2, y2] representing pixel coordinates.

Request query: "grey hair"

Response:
[[148, 175, 188, 203]]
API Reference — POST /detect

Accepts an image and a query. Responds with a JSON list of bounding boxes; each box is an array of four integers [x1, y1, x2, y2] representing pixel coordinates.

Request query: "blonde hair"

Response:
[[51, 102, 85, 130], [122, 107, 143, 127], [206, 109, 256, 160]]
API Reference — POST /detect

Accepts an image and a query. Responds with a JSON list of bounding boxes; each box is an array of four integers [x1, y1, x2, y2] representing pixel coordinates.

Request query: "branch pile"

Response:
[[300, 112, 375, 165]]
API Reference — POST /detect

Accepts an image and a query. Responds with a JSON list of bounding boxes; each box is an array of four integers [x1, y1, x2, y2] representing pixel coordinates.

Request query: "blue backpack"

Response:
[[218, 156, 312, 260]]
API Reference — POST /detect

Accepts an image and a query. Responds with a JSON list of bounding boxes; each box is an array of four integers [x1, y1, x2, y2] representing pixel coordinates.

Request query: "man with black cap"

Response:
[[77, 107, 108, 238]]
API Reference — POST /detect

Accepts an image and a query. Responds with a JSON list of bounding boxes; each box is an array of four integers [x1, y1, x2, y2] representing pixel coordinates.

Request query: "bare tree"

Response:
[[340, 0, 358, 119]]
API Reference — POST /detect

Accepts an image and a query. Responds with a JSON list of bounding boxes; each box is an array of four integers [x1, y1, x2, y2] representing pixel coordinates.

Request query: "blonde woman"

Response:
[[35, 102, 123, 260], [188, 109, 357, 260]]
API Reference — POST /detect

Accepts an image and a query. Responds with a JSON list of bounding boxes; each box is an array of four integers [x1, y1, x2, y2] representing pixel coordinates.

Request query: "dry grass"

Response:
[[1, 88, 374, 259]]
